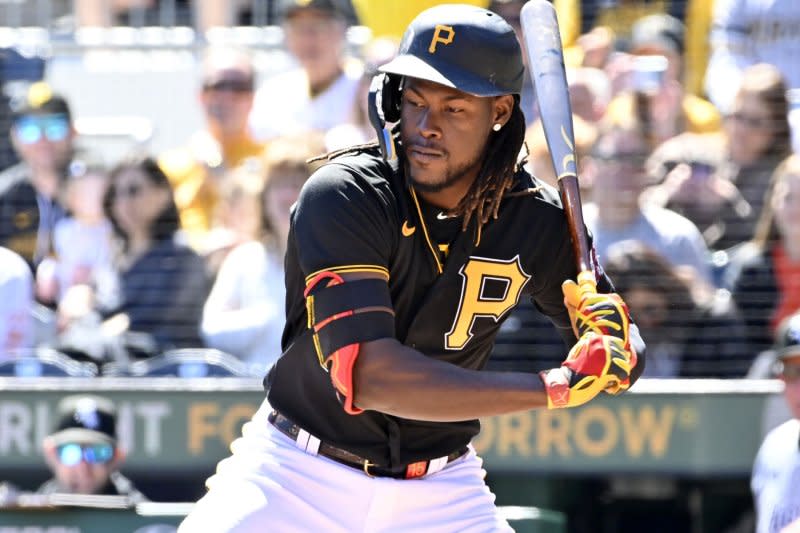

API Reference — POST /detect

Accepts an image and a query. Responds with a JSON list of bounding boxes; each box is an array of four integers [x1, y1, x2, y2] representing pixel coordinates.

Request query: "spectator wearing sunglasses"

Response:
[[0, 83, 73, 269], [582, 124, 713, 286], [55, 156, 209, 360], [644, 132, 753, 252], [751, 311, 800, 533], [717, 64, 793, 242], [159, 46, 265, 252], [38, 394, 146, 503]]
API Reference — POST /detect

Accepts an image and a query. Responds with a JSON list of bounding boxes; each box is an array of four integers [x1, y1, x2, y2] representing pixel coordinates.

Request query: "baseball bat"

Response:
[[520, 0, 596, 294]]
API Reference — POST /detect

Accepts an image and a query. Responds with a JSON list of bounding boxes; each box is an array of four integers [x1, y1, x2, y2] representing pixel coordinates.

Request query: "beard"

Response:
[[404, 151, 483, 193]]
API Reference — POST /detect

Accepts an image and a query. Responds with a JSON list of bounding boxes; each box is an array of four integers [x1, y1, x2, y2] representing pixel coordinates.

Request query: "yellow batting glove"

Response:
[[539, 333, 637, 409], [562, 270, 631, 352]]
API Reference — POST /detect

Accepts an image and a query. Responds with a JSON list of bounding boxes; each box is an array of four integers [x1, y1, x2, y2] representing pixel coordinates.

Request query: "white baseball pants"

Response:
[[178, 398, 513, 533]]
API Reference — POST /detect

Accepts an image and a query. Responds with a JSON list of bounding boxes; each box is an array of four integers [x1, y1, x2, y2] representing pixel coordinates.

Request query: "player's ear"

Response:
[[491, 94, 514, 129]]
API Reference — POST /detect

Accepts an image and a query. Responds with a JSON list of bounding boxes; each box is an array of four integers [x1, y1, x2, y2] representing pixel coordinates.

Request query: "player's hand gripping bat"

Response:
[[520, 0, 596, 297]]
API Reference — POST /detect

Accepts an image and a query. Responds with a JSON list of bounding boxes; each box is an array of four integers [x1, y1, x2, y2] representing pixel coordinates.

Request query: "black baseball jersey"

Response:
[[266, 145, 615, 467]]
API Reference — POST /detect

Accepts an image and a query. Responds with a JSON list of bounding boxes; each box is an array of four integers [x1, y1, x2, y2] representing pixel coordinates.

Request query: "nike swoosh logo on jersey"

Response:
[[401, 220, 416, 237]]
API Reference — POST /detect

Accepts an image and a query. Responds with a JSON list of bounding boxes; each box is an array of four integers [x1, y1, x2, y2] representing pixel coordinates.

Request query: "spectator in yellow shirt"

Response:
[[158, 46, 266, 251]]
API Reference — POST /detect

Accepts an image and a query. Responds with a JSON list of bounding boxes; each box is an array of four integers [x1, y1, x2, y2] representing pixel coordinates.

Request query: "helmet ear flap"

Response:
[[368, 73, 402, 160], [381, 73, 402, 123]]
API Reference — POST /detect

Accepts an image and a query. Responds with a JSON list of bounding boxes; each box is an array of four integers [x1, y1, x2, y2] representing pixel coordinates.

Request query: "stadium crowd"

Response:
[[0, 0, 798, 530], [0, 0, 798, 381]]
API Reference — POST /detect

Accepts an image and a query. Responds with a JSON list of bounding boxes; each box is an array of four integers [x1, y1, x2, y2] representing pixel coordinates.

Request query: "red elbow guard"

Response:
[[326, 343, 364, 415]]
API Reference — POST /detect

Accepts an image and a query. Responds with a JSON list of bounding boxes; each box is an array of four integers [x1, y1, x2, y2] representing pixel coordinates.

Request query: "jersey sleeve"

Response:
[[292, 162, 395, 280], [287, 160, 397, 415]]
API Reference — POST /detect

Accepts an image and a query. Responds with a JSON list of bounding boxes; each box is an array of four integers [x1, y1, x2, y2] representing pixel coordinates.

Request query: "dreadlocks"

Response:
[[451, 97, 526, 231]]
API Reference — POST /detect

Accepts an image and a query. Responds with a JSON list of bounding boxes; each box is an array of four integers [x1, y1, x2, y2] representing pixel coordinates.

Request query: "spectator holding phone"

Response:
[[38, 394, 146, 504], [604, 14, 720, 150]]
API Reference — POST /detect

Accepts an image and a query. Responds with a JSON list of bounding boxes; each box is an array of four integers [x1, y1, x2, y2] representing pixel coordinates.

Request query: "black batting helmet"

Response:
[[380, 4, 524, 97], [368, 4, 524, 159]]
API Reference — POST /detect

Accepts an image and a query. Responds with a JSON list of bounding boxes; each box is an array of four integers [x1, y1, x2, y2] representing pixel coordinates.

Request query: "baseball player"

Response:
[[180, 4, 645, 532]]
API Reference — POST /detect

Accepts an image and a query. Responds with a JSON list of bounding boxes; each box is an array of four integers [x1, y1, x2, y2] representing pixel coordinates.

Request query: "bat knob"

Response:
[[577, 270, 597, 297]]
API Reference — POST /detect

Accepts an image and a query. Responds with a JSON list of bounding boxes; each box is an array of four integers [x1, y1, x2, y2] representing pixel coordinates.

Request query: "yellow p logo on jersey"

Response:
[[445, 256, 531, 350], [428, 25, 455, 54]]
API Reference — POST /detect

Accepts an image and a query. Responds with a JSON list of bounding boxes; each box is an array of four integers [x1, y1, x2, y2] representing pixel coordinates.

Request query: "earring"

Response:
[[492, 123, 502, 132]]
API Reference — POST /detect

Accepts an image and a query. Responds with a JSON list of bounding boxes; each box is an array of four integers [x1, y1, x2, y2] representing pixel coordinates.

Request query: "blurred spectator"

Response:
[[729, 154, 800, 358], [196, 0, 358, 30], [56, 156, 208, 361], [717, 63, 793, 238], [0, 246, 34, 359], [99, 156, 209, 355], [566, 66, 611, 124], [525, 113, 597, 195], [36, 160, 116, 308], [324, 36, 398, 151], [751, 312, 800, 533], [604, 14, 720, 150], [705, 0, 800, 116], [202, 136, 321, 376], [603, 240, 750, 378], [249, 0, 363, 141], [203, 158, 265, 274], [351, 0, 489, 39], [554, 0, 714, 96], [0, 83, 72, 268], [159, 46, 265, 251], [582, 125, 713, 285], [645, 132, 753, 252], [38, 394, 147, 504], [74, 0, 193, 28], [572, 25, 615, 71]]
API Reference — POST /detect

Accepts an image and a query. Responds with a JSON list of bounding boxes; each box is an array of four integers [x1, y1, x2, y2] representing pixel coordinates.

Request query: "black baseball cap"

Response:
[[277, 0, 346, 20], [775, 313, 800, 362], [49, 395, 117, 446], [379, 4, 524, 97], [12, 82, 71, 122]]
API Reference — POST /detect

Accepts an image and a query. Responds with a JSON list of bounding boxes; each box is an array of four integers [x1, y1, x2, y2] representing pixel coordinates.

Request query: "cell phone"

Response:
[[631, 55, 668, 94]]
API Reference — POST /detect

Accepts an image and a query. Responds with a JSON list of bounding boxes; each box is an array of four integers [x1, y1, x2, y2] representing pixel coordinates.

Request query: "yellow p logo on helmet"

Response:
[[428, 24, 455, 54]]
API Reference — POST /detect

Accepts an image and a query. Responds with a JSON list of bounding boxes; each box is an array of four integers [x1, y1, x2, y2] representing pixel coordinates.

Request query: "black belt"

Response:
[[268, 410, 468, 479]]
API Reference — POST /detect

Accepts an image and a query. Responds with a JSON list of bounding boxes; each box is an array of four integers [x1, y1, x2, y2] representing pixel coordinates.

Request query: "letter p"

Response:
[[429, 25, 455, 54]]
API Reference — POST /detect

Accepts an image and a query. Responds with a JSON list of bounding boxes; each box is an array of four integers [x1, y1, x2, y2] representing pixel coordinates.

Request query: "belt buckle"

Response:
[[362, 460, 377, 478]]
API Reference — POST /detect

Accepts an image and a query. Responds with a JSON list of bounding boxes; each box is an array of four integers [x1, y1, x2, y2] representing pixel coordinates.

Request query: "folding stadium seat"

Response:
[[0, 348, 98, 377], [125, 348, 251, 378]]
